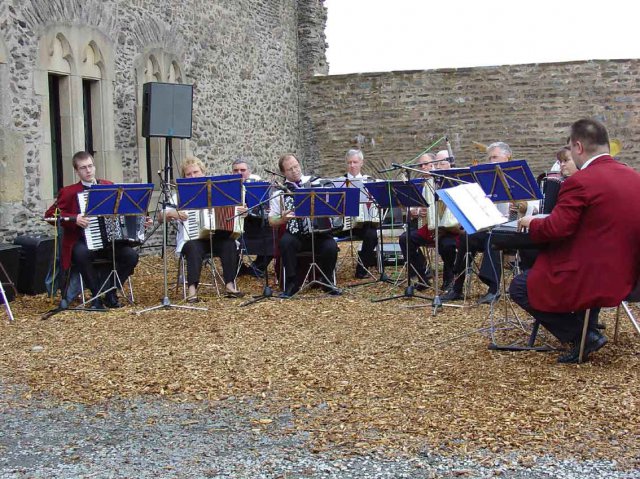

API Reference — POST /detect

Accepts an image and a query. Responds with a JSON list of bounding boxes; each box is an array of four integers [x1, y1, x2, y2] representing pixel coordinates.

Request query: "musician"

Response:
[[542, 146, 577, 214], [434, 150, 452, 169], [268, 153, 339, 298], [44, 151, 140, 309], [343, 148, 379, 278], [232, 157, 273, 278], [163, 156, 244, 300], [398, 153, 460, 290], [441, 142, 515, 304], [509, 119, 640, 363]]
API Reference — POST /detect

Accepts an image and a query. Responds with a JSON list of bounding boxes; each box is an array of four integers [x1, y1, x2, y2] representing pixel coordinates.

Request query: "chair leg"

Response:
[[578, 308, 591, 363], [614, 304, 621, 343], [621, 301, 640, 336]]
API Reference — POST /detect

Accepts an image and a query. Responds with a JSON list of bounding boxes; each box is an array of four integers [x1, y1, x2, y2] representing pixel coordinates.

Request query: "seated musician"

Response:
[[162, 156, 244, 301], [232, 157, 273, 278], [398, 153, 460, 291], [441, 142, 521, 304], [268, 153, 339, 298], [542, 146, 578, 214], [509, 118, 640, 363], [44, 151, 140, 309], [343, 148, 379, 279]]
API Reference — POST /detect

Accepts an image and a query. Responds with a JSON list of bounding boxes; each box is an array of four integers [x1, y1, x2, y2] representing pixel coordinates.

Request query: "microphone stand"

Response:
[[138, 137, 206, 314], [241, 194, 277, 307]]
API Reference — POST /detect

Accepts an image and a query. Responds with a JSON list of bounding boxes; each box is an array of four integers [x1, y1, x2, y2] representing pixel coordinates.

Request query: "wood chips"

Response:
[[1, 253, 639, 467]]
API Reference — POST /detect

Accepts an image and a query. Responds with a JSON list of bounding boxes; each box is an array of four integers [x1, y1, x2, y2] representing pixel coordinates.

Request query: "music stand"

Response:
[[176, 174, 243, 302], [84, 183, 153, 308], [328, 178, 381, 285], [240, 181, 276, 306], [291, 187, 356, 294], [364, 181, 403, 285], [371, 180, 432, 303]]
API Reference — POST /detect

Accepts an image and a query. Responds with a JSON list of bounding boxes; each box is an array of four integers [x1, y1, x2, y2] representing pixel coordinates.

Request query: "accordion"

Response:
[[184, 206, 245, 241], [77, 191, 145, 251]]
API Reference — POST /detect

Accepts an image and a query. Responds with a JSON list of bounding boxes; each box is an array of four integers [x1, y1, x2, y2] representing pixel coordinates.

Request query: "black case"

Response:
[[13, 235, 55, 295]]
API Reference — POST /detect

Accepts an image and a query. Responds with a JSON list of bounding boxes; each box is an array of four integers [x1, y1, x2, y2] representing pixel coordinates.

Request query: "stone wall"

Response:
[[0, 0, 328, 243], [302, 60, 640, 178]]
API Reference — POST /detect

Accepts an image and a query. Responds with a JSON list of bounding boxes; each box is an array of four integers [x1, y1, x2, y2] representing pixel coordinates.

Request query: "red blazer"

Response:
[[44, 179, 112, 269], [527, 156, 640, 312]]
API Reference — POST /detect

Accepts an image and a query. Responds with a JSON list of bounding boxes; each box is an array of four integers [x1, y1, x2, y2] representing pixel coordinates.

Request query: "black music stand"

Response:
[[83, 183, 153, 308], [371, 179, 432, 303], [291, 188, 356, 295], [240, 181, 276, 306]]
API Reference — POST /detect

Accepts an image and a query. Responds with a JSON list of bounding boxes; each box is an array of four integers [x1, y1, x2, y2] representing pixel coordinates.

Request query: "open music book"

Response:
[[437, 183, 507, 234]]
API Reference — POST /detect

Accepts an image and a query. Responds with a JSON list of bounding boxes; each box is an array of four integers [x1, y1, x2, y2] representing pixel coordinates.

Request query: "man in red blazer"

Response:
[[45, 151, 139, 309], [509, 119, 640, 363]]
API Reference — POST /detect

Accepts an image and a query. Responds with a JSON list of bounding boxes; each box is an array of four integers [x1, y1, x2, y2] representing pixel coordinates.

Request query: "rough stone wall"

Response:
[[0, 0, 328, 243], [302, 60, 640, 177]]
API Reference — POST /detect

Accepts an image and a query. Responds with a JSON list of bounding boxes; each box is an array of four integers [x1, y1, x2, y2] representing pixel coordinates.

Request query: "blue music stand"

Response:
[[368, 180, 431, 303], [436, 168, 476, 190], [288, 188, 356, 295], [85, 183, 153, 309], [176, 174, 243, 210], [240, 181, 276, 307], [471, 160, 542, 203]]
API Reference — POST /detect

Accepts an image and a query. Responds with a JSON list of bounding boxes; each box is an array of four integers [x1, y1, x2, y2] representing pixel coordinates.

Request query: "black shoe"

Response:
[[596, 322, 606, 330], [279, 284, 299, 299], [441, 281, 453, 293], [441, 289, 463, 301], [557, 331, 608, 364], [104, 291, 123, 309], [355, 269, 368, 279], [477, 292, 500, 305], [323, 286, 342, 296], [89, 297, 106, 310]]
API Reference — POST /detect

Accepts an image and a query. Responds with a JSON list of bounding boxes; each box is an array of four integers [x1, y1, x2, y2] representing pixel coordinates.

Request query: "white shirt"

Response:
[[581, 153, 608, 170]]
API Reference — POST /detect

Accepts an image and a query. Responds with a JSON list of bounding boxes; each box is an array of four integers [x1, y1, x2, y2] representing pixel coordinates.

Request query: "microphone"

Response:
[[265, 168, 285, 179], [445, 137, 455, 165]]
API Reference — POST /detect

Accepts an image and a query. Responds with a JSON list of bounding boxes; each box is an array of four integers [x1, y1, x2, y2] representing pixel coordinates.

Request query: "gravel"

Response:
[[1, 382, 637, 479]]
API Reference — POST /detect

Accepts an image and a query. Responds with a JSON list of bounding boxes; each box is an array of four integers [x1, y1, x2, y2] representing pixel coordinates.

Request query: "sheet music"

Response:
[[441, 183, 506, 232]]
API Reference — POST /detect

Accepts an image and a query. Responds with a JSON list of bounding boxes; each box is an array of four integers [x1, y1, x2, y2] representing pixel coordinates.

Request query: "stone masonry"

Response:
[[301, 60, 640, 177]]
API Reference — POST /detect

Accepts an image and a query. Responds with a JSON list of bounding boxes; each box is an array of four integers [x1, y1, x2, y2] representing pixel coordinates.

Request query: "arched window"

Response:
[[36, 26, 117, 200]]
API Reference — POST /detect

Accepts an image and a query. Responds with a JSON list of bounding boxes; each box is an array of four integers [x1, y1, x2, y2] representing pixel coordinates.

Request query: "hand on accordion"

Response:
[[76, 213, 90, 229]]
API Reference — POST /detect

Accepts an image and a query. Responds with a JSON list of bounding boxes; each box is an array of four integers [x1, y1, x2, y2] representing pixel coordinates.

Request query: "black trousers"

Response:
[[279, 231, 338, 286], [182, 235, 238, 286], [451, 231, 501, 294], [509, 270, 600, 344], [71, 241, 139, 297], [398, 229, 456, 285], [351, 222, 378, 274]]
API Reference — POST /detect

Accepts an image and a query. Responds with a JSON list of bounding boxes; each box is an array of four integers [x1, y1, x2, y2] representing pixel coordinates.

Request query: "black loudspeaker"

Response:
[[13, 235, 54, 295], [0, 244, 21, 303], [142, 82, 193, 138]]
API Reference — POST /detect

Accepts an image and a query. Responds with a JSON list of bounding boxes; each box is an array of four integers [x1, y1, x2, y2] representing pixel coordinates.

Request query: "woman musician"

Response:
[[160, 156, 245, 301]]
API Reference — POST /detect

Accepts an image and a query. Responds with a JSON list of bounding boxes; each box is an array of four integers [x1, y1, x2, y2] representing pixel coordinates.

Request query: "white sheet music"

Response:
[[439, 183, 506, 233]]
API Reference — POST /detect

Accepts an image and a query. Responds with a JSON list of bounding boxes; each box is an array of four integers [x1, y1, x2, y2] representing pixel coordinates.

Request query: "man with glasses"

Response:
[[269, 153, 339, 298], [44, 151, 140, 309]]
